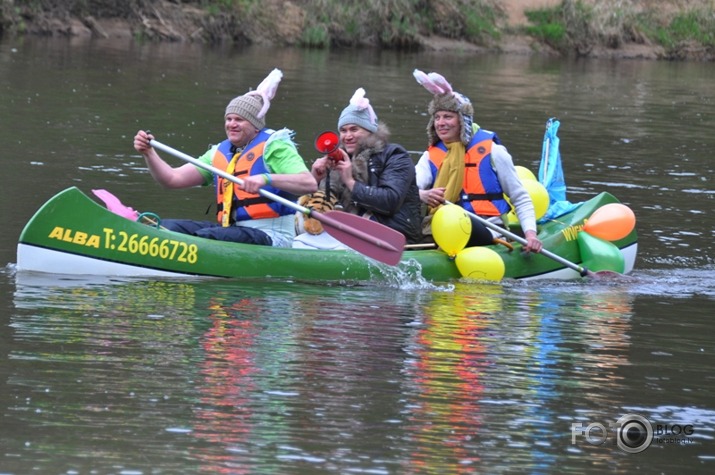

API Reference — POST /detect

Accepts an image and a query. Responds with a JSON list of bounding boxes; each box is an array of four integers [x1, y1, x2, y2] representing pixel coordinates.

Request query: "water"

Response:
[[1, 37, 714, 473]]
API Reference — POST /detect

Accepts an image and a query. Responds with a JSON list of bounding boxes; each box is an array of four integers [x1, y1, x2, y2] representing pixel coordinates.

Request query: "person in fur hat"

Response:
[[133, 69, 317, 247], [305, 88, 422, 246], [412, 69, 543, 253]]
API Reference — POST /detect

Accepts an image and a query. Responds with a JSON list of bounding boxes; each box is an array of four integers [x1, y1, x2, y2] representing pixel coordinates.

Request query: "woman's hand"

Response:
[[523, 230, 543, 253], [420, 187, 446, 207]]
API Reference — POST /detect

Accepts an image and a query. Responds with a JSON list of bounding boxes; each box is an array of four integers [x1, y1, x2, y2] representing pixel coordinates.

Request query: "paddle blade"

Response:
[[314, 210, 405, 266]]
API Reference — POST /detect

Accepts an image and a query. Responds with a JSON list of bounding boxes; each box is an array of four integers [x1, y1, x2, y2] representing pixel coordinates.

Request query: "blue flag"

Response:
[[538, 118, 580, 221]]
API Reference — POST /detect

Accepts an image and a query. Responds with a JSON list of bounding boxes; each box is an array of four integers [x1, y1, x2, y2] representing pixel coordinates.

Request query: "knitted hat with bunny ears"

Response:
[[225, 68, 283, 130], [338, 88, 378, 133], [413, 69, 474, 146]]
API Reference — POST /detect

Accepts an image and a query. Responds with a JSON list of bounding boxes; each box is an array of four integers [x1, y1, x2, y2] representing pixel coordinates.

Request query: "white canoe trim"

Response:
[[16, 243, 193, 278], [16, 241, 639, 281]]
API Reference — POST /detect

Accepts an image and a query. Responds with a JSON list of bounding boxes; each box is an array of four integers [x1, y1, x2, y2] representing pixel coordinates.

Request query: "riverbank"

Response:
[[1, 0, 713, 61]]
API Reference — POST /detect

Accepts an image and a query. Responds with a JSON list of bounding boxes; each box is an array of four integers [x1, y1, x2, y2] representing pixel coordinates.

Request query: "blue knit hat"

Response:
[[337, 88, 378, 133]]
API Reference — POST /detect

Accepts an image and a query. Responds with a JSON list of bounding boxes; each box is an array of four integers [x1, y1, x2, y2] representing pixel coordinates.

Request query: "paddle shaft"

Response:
[[445, 200, 591, 277], [148, 139, 405, 265], [150, 139, 307, 212]]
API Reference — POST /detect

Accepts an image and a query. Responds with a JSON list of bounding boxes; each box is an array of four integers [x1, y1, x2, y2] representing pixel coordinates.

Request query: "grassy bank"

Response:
[[524, 0, 715, 60], [295, 0, 502, 48], [1, 0, 713, 60]]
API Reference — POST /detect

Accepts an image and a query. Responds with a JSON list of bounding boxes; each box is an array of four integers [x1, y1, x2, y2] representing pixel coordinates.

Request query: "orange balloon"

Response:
[[583, 203, 636, 241]]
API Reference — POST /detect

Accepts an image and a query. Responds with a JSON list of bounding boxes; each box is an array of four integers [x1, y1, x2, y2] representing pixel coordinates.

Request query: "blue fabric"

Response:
[[538, 118, 581, 221]]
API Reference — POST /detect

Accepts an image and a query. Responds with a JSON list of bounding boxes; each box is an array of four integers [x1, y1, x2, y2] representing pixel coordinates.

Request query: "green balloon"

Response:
[[577, 231, 625, 273]]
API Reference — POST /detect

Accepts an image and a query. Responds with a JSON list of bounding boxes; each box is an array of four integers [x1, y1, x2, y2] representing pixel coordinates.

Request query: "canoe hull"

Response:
[[16, 187, 637, 282]]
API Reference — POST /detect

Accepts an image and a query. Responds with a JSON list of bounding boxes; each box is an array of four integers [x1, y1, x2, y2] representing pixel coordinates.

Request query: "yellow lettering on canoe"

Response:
[[48, 226, 101, 248], [561, 224, 585, 241], [48, 226, 64, 240], [85, 235, 100, 248], [73, 231, 88, 245]]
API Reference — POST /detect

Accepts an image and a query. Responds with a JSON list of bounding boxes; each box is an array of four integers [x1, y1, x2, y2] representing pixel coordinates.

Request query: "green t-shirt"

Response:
[[192, 128, 309, 248], [195, 129, 308, 185]]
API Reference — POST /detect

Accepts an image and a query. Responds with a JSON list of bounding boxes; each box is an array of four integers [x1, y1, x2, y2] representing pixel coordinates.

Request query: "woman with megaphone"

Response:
[[293, 88, 422, 250]]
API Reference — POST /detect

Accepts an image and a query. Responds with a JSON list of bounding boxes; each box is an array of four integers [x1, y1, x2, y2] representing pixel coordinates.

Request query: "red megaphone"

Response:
[[314, 131, 343, 161]]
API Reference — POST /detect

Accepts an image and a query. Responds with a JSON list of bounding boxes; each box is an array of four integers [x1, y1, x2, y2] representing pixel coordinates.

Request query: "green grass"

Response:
[[524, 7, 567, 47], [651, 11, 715, 48], [523, 0, 715, 57]]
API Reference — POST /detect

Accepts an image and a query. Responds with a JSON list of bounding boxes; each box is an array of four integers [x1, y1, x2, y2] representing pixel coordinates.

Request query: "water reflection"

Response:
[[7, 278, 204, 473], [192, 288, 308, 473], [7, 272, 715, 473], [403, 284, 498, 473], [399, 282, 639, 472]]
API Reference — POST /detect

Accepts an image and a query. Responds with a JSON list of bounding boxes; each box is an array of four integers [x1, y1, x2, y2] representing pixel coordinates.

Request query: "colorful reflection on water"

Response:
[[5, 274, 712, 474]]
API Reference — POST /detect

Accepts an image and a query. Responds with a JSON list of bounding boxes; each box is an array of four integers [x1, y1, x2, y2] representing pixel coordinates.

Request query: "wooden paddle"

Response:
[[148, 139, 406, 266], [445, 200, 619, 278]]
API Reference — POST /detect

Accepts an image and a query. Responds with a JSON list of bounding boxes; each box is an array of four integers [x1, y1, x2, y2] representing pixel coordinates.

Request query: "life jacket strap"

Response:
[[462, 192, 505, 201]]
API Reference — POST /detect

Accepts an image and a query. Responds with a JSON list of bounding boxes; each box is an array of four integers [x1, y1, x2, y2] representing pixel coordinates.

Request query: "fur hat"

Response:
[[225, 68, 283, 130], [338, 88, 378, 133], [413, 69, 474, 146]]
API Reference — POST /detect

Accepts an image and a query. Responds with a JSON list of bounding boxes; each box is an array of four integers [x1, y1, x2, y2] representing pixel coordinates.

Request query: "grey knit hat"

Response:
[[337, 88, 378, 133], [223, 69, 284, 130], [225, 94, 265, 130]]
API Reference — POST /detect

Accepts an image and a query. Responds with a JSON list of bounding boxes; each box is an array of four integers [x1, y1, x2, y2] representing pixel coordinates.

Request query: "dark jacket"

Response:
[[326, 124, 422, 244]]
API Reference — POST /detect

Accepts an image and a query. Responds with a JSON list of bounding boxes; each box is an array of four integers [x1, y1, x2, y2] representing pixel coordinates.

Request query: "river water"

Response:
[[1, 38, 714, 474]]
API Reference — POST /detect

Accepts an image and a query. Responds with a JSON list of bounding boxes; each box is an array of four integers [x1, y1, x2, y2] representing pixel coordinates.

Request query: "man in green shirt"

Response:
[[133, 69, 317, 247]]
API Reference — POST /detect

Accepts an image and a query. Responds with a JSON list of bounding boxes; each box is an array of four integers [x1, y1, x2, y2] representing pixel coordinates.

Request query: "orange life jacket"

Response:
[[427, 129, 510, 216], [212, 130, 294, 225]]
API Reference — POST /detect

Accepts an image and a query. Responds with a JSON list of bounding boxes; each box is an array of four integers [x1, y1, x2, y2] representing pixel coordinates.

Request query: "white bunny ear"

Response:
[[349, 88, 377, 125], [427, 72, 453, 94], [248, 68, 283, 119], [255, 68, 283, 100], [413, 69, 430, 86], [349, 87, 367, 106], [413, 69, 449, 95]]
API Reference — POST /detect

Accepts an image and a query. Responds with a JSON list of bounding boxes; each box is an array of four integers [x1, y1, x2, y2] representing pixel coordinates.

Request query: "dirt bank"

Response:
[[2, 0, 712, 61]]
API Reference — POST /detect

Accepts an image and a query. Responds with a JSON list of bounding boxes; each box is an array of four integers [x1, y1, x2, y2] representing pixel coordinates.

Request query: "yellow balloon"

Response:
[[455, 247, 506, 281], [521, 179, 549, 220], [432, 205, 472, 257], [504, 180, 549, 221], [515, 165, 537, 181]]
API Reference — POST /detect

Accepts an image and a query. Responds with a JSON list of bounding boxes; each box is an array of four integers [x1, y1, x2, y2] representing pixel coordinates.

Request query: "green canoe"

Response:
[[16, 187, 637, 282]]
